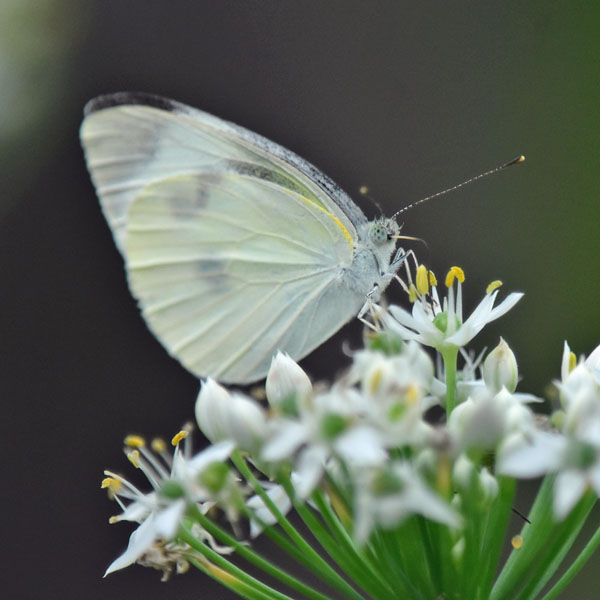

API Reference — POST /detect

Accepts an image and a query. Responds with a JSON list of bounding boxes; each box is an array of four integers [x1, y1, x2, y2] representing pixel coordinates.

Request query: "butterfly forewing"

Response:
[[80, 94, 362, 254]]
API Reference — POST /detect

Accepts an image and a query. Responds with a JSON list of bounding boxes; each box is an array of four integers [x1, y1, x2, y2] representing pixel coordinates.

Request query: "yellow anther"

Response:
[[171, 430, 189, 446], [516, 155, 525, 163], [127, 449, 141, 468], [451, 266, 465, 283], [568, 351, 577, 373], [408, 283, 418, 303], [486, 280, 503, 294], [511, 534, 523, 549], [416, 265, 429, 295], [369, 368, 383, 394], [359, 185, 369, 195], [151, 437, 167, 453], [429, 270, 438, 287], [101, 477, 122, 493], [405, 384, 419, 406], [109, 516, 119, 524], [124, 434, 146, 448], [445, 266, 465, 287]]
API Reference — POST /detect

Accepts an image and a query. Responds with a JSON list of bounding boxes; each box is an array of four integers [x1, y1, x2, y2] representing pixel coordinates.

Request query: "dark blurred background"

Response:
[[2, 2, 599, 599]]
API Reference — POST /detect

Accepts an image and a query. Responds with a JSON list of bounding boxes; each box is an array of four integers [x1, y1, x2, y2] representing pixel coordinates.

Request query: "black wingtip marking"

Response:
[[83, 92, 183, 116]]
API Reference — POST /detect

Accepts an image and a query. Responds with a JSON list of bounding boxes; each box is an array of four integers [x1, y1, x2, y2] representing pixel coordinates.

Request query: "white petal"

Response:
[[585, 343, 600, 383], [186, 440, 235, 474], [246, 484, 292, 538], [498, 432, 566, 477], [295, 445, 328, 498], [261, 420, 306, 462], [114, 497, 154, 523], [382, 309, 422, 341], [561, 341, 573, 383], [554, 469, 587, 519], [154, 498, 186, 539], [334, 426, 387, 467], [104, 514, 158, 576], [404, 484, 461, 528], [487, 292, 524, 322]]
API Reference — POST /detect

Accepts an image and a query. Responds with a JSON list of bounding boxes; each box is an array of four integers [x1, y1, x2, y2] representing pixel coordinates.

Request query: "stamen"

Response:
[[127, 449, 141, 468], [416, 265, 429, 295], [369, 368, 383, 394], [172, 430, 189, 446], [451, 266, 465, 283], [486, 280, 503, 294], [408, 283, 418, 303], [124, 434, 146, 448], [151, 437, 167, 453], [511, 534, 523, 549], [429, 270, 438, 287], [405, 385, 419, 406], [101, 477, 122, 493]]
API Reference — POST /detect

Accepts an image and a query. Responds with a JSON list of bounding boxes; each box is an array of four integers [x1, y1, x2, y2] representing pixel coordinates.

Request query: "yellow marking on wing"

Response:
[[295, 193, 354, 251]]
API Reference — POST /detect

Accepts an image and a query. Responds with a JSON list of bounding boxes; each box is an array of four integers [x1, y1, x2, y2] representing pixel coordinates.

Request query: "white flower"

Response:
[[347, 344, 436, 447], [382, 267, 523, 352], [449, 387, 536, 452], [196, 378, 266, 453], [102, 430, 235, 575], [353, 461, 461, 544], [261, 386, 387, 498]]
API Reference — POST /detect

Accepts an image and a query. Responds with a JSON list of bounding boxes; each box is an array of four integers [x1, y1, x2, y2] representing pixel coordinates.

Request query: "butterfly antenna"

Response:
[[359, 185, 384, 217], [392, 155, 525, 219]]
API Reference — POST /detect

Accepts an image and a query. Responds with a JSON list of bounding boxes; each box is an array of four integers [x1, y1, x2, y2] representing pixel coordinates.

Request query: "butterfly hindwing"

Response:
[[125, 173, 363, 383]]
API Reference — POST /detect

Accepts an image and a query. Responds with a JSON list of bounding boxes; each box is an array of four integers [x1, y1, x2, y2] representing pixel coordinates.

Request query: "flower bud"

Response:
[[265, 352, 312, 413], [478, 467, 499, 505], [483, 338, 518, 393], [452, 454, 475, 491], [195, 378, 266, 452]]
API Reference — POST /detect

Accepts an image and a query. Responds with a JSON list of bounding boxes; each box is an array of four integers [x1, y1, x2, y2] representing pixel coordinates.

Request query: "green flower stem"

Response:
[[279, 479, 373, 600], [310, 490, 399, 599], [188, 557, 281, 600], [179, 525, 294, 600], [491, 476, 555, 600], [187, 504, 332, 600], [441, 345, 459, 417], [377, 523, 431, 599], [512, 490, 596, 600], [491, 478, 594, 600], [232, 452, 365, 600], [541, 517, 600, 600], [415, 515, 442, 595], [479, 476, 517, 600]]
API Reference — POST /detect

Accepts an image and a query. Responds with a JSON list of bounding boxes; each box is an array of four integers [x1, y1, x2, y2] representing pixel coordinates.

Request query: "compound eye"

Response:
[[370, 223, 388, 244]]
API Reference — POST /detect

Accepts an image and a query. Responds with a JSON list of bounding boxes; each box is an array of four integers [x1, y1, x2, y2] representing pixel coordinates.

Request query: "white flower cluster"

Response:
[[102, 265, 600, 582], [499, 342, 600, 518]]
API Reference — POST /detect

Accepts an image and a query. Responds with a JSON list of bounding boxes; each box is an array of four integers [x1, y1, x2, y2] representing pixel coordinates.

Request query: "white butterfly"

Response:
[[80, 93, 405, 384]]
